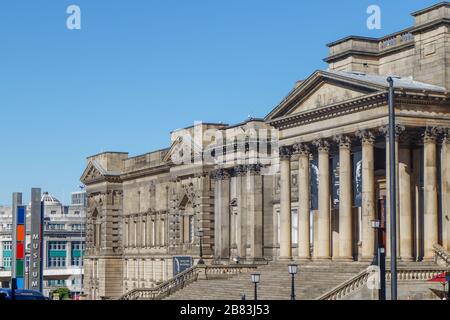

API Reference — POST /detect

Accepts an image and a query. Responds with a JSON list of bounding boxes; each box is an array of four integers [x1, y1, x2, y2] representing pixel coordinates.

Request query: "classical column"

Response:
[[313, 139, 331, 260], [279, 146, 292, 260], [398, 136, 413, 261], [334, 135, 353, 261], [213, 169, 230, 259], [357, 130, 376, 261], [293, 143, 311, 260], [247, 165, 263, 259], [382, 125, 403, 258], [441, 129, 450, 251], [234, 165, 248, 259], [423, 128, 439, 260]]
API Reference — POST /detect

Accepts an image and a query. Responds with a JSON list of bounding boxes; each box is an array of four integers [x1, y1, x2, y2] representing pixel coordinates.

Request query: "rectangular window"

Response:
[[71, 257, 83, 266], [47, 257, 66, 268], [3, 241, 12, 250], [188, 216, 195, 243], [3, 257, 12, 268]]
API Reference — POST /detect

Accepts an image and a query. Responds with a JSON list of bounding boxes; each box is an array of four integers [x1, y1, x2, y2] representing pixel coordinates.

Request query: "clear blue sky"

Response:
[[0, 0, 440, 205]]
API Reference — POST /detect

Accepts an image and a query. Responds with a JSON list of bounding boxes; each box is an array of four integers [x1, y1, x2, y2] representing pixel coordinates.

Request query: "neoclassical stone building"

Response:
[[81, 2, 450, 299]]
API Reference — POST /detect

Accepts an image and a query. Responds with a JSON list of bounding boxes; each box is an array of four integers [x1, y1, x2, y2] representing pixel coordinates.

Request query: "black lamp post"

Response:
[[387, 77, 398, 300], [251, 273, 260, 301], [288, 264, 298, 301], [371, 219, 386, 300], [197, 229, 205, 265]]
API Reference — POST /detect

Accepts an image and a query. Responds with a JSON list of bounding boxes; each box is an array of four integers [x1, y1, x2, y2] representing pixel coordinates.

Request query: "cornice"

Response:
[[268, 92, 449, 130]]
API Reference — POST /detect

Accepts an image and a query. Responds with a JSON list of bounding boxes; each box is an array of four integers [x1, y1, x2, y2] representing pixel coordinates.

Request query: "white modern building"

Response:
[[0, 191, 87, 298]]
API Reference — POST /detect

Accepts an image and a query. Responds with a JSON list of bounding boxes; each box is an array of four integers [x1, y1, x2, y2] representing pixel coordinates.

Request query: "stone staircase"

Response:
[[166, 261, 368, 300]]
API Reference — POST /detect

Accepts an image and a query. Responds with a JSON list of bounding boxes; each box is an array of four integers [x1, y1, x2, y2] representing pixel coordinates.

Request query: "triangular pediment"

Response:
[[290, 82, 367, 113], [80, 160, 107, 184], [162, 135, 204, 164], [265, 70, 383, 120]]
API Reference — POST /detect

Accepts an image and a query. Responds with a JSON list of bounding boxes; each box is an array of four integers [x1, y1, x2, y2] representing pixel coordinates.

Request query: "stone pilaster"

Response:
[[334, 135, 353, 261], [293, 143, 311, 260], [357, 130, 376, 261], [380, 125, 404, 258], [247, 165, 264, 259], [313, 139, 331, 260], [279, 146, 292, 260], [423, 127, 439, 260], [212, 169, 231, 259], [440, 128, 450, 251], [398, 134, 413, 261]]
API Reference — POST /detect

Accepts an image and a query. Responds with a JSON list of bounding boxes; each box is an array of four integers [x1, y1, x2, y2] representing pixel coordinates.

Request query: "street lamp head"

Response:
[[251, 273, 261, 284], [288, 264, 298, 275], [371, 219, 381, 229], [197, 229, 204, 237]]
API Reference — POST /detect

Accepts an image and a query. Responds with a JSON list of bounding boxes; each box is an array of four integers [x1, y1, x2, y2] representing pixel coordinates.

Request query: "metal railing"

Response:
[[433, 244, 450, 267], [118, 264, 258, 300], [319, 245, 449, 300]]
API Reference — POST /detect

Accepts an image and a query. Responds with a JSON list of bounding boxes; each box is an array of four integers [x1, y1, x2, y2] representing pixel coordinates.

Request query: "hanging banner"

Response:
[[353, 150, 363, 207], [310, 157, 319, 210], [332, 156, 340, 208]]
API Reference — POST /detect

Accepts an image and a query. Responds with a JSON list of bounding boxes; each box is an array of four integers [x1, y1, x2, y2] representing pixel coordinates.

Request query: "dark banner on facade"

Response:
[[353, 150, 362, 208], [173, 256, 193, 276], [332, 156, 340, 208], [310, 157, 319, 210]]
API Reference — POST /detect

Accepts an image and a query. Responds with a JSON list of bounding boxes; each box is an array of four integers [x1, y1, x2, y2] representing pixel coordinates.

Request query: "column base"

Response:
[[359, 256, 375, 263], [422, 256, 435, 262], [278, 256, 294, 262], [295, 257, 312, 262], [313, 256, 332, 261], [333, 257, 354, 262], [400, 256, 414, 262]]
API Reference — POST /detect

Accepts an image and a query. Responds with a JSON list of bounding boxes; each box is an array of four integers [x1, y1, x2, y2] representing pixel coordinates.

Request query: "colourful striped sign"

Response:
[[14, 205, 26, 289]]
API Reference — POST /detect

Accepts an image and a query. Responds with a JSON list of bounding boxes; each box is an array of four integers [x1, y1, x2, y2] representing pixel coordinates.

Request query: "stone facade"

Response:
[[82, 2, 450, 300]]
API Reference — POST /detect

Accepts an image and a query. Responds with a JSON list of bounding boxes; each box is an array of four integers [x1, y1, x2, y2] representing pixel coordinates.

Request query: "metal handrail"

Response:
[[433, 244, 450, 267], [118, 264, 258, 300]]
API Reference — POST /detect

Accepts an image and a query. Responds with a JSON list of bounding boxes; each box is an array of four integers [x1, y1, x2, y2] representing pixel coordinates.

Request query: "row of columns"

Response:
[[278, 126, 449, 261], [213, 165, 264, 260]]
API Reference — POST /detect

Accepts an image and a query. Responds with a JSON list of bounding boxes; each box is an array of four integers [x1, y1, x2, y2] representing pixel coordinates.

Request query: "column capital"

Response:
[[279, 146, 292, 160], [313, 139, 330, 153], [231, 165, 248, 177], [210, 169, 230, 181], [437, 127, 450, 145], [333, 135, 352, 149], [356, 129, 376, 145], [423, 127, 439, 144], [292, 143, 310, 156], [246, 164, 263, 175], [379, 124, 405, 140]]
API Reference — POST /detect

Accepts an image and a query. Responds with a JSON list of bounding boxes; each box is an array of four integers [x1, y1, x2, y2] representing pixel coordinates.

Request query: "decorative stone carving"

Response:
[[423, 127, 439, 143], [232, 165, 247, 177], [292, 143, 310, 156], [356, 130, 375, 145], [246, 164, 263, 175], [379, 124, 406, 139], [333, 135, 352, 149], [313, 139, 330, 153], [211, 169, 230, 180], [279, 146, 292, 160]]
